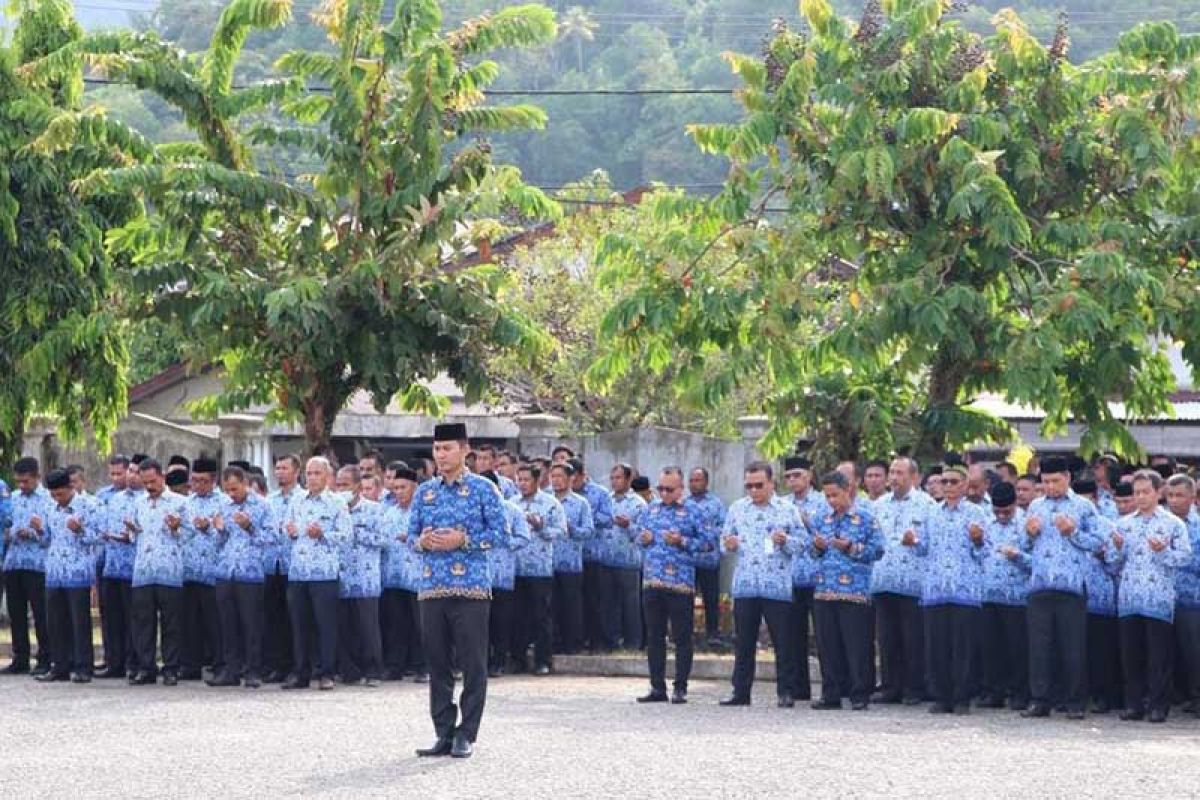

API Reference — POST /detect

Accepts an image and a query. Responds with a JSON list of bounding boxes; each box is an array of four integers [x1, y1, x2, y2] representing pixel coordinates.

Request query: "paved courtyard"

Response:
[[1, 674, 1198, 798]]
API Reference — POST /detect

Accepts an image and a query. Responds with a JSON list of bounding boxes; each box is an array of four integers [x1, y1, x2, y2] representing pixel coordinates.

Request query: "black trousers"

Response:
[[643, 588, 694, 694], [100, 578, 134, 672], [582, 561, 609, 651], [874, 592, 925, 701], [5, 569, 48, 666], [1175, 606, 1200, 703], [262, 572, 292, 676], [338, 597, 384, 681], [788, 587, 814, 699], [514, 576, 554, 669], [980, 603, 1029, 705], [925, 604, 977, 707], [180, 582, 221, 673], [132, 584, 182, 675], [1087, 613, 1123, 707], [553, 571, 584, 654], [488, 588, 515, 670], [45, 586, 94, 675], [813, 598, 874, 704], [1027, 590, 1088, 711], [695, 567, 721, 639], [1121, 614, 1174, 714], [421, 597, 490, 742], [287, 580, 339, 681], [731, 596, 794, 699], [216, 580, 264, 679], [380, 588, 425, 676], [604, 567, 642, 650]]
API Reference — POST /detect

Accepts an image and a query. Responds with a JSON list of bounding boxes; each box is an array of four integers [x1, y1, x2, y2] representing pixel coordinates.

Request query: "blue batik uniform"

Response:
[[1096, 488, 1119, 521], [131, 491, 194, 588], [914, 499, 989, 608], [789, 490, 830, 590], [102, 488, 143, 580], [982, 511, 1032, 606], [339, 497, 385, 599], [45, 494, 103, 589], [213, 492, 277, 583], [407, 473, 508, 600], [286, 490, 352, 583], [1106, 507, 1192, 622], [1175, 509, 1200, 611], [498, 474, 520, 501], [184, 490, 224, 586], [514, 491, 565, 578], [638, 500, 707, 593], [0, 479, 11, 539], [809, 507, 884, 603], [264, 486, 302, 578], [1083, 515, 1119, 617], [603, 491, 647, 570], [871, 490, 936, 599], [4, 486, 52, 573], [381, 503, 421, 592], [686, 492, 726, 572], [721, 495, 806, 602], [490, 500, 532, 591], [1021, 492, 1103, 597], [580, 480, 614, 565], [552, 491, 594, 575]]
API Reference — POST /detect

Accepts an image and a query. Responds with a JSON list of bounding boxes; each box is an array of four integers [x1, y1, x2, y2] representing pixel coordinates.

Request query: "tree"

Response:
[[589, 1, 1200, 463], [0, 0, 139, 471], [27, 0, 561, 455], [558, 6, 597, 73]]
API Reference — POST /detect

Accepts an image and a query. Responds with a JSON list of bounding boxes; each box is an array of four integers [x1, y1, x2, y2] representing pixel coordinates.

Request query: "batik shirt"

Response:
[[603, 490, 647, 570], [339, 497, 385, 599], [184, 490, 225, 585], [790, 490, 831, 589], [870, 489, 936, 598], [1021, 492, 1103, 597], [809, 506, 884, 603], [514, 491, 565, 578], [914, 499, 989, 608], [489, 500, 532, 591], [44, 493, 102, 589], [981, 510, 1031, 606], [131, 490, 193, 588], [721, 495, 805, 602], [1106, 506, 1192, 623], [1083, 513, 1119, 616], [686, 492, 726, 571], [639, 500, 706, 594], [552, 491, 595, 575], [1173, 508, 1200, 610], [406, 473, 508, 601], [285, 490, 352, 583], [580, 480, 615, 564], [4, 486, 52, 572], [213, 492, 277, 583], [381, 503, 420, 592], [102, 488, 144, 580], [264, 486, 302, 577]]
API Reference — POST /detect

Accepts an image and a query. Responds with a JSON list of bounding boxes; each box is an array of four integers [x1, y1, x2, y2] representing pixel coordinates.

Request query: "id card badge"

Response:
[[763, 535, 775, 555]]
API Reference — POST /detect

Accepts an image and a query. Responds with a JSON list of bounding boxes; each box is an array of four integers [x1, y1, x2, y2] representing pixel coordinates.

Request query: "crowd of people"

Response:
[[1, 440, 1198, 729]]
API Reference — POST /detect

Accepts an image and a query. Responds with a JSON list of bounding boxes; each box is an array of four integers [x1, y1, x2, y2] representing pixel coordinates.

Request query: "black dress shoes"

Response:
[[2, 661, 30, 675], [1119, 708, 1145, 721], [719, 695, 751, 707], [450, 732, 474, 759], [281, 677, 310, 690], [1148, 709, 1167, 724], [777, 695, 795, 709], [161, 673, 179, 687], [670, 690, 687, 705], [129, 672, 156, 685], [70, 672, 92, 684], [35, 671, 69, 683], [206, 672, 241, 687], [416, 737, 454, 757], [94, 666, 125, 679], [636, 691, 669, 703], [1020, 704, 1050, 718], [810, 699, 842, 710]]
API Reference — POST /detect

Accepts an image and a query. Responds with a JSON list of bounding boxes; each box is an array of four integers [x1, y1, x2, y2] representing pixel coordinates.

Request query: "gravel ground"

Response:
[[1, 674, 1198, 799]]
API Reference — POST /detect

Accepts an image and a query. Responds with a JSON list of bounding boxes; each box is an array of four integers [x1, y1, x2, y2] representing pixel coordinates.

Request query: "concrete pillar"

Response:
[[515, 413, 568, 459], [736, 415, 770, 466]]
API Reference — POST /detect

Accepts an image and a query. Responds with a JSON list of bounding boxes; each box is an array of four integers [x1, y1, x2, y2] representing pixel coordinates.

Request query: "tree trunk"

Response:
[[918, 351, 968, 464], [301, 390, 340, 458]]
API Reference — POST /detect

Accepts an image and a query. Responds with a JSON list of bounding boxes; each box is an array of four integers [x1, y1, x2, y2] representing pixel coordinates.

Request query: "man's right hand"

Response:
[[1026, 516, 1042, 538], [723, 534, 739, 552], [812, 534, 827, 553]]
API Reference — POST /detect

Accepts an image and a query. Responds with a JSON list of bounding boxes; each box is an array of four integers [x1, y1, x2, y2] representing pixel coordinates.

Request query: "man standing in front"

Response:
[[410, 424, 508, 760], [181, 459, 223, 680], [3, 458, 52, 675], [263, 454, 302, 683]]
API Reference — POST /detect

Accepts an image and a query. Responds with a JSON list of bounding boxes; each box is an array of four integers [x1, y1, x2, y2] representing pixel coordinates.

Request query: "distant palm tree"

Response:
[[559, 6, 598, 72]]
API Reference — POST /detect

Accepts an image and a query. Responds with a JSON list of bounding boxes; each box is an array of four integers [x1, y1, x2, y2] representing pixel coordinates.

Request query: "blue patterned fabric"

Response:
[[381, 503, 421, 591], [263, 487, 302, 577], [1083, 514, 1119, 616], [580, 480, 614, 564], [1096, 489, 1119, 521], [514, 491, 564, 578], [498, 474, 520, 500], [1021, 492, 1103, 597], [44, 493, 102, 589], [4, 486, 52, 573], [981, 510, 1031, 606], [184, 490, 225, 586], [1175, 509, 1200, 610], [686, 492, 726, 571], [809, 506, 884, 603], [603, 490, 647, 569], [213, 492, 277, 583], [721, 495, 806, 601], [339, 497, 385, 598], [101, 488, 143, 580], [285, 490, 352, 582], [552, 491, 595, 574], [489, 500, 531, 590], [131, 491, 193, 588], [870, 490, 937, 598], [406, 473, 508, 601], [1106, 506, 1192, 623], [0, 479, 11, 540], [789, 490, 831, 589], [914, 499, 989, 608], [638, 500, 707, 593]]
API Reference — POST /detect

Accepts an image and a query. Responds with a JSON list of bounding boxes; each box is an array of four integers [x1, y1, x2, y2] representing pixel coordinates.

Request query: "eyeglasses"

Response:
[[744, 481, 766, 490], [656, 485, 679, 493], [943, 477, 964, 485]]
